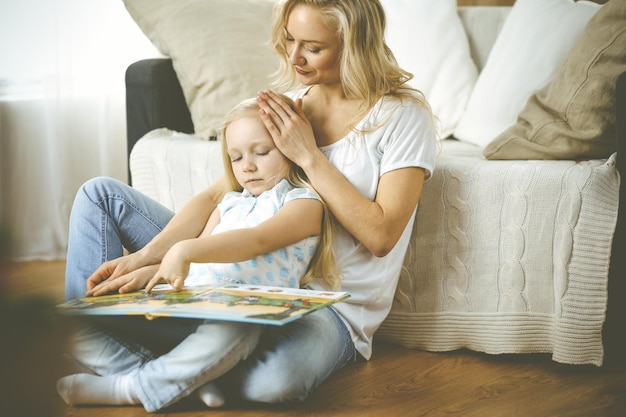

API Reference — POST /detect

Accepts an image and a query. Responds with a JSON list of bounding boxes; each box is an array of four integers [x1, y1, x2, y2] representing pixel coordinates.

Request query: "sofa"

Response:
[[122, 0, 626, 366]]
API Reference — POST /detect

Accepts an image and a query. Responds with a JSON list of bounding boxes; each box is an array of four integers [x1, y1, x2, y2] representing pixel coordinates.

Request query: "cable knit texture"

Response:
[[377, 140, 619, 366]]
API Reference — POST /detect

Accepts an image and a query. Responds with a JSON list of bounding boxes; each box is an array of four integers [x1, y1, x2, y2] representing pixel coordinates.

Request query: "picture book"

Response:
[[58, 284, 350, 326]]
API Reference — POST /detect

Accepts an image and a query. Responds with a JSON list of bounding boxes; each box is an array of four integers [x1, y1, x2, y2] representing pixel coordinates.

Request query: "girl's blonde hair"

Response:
[[218, 96, 340, 290], [270, 0, 433, 126]]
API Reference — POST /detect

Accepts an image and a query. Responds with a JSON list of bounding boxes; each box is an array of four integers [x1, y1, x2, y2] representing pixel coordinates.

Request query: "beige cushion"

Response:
[[484, 0, 626, 160], [123, 0, 279, 140]]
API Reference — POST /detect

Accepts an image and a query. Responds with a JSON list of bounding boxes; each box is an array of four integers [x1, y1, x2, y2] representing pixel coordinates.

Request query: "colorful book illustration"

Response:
[[58, 284, 350, 326]]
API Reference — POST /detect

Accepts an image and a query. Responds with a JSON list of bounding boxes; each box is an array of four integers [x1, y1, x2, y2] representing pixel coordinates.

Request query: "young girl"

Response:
[[57, 97, 338, 411], [62, 0, 437, 410]]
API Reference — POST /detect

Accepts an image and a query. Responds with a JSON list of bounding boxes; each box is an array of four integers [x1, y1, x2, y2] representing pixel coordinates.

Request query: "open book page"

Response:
[[58, 284, 350, 326]]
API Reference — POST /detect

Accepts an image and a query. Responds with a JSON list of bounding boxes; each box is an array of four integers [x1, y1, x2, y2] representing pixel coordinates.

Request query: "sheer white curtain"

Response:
[[0, 0, 159, 260]]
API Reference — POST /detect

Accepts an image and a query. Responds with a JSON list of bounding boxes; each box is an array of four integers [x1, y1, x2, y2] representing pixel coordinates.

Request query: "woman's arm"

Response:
[[141, 175, 231, 260], [85, 175, 231, 295], [257, 90, 425, 257], [300, 159, 424, 257], [198, 205, 222, 238], [146, 197, 324, 292]]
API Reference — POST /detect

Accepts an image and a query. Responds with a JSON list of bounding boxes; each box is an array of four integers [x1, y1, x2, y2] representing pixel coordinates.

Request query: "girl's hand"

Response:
[[86, 264, 160, 296], [145, 242, 191, 293], [256, 90, 319, 167]]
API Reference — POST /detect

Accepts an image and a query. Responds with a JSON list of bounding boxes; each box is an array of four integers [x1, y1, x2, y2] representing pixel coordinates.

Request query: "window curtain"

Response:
[[0, 0, 159, 260]]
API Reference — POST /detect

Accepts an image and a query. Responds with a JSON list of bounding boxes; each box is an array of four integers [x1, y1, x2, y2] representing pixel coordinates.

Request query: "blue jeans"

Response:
[[64, 177, 355, 410]]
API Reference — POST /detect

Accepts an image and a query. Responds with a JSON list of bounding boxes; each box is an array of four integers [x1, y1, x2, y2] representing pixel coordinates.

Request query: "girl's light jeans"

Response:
[[64, 177, 355, 411]]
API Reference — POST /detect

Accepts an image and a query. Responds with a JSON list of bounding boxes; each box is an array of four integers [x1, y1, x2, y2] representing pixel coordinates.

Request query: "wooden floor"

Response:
[[2, 261, 626, 417]]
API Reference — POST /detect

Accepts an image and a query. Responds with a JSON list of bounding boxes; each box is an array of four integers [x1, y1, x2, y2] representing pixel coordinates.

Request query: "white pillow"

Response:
[[381, 0, 478, 139], [123, 0, 279, 140], [453, 0, 602, 148]]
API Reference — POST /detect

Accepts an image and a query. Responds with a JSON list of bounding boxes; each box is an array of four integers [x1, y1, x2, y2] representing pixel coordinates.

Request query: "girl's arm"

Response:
[[258, 90, 425, 257], [145, 197, 324, 292], [85, 175, 231, 296]]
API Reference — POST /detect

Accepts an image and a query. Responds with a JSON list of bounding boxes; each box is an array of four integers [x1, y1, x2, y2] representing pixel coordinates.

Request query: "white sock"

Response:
[[56, 373, 139, 406], [197, 382, 225, 408]]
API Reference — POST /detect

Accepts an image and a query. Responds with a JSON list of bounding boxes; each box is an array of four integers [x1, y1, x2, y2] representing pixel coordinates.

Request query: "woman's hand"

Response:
[[85, 251, 160, 295], [145, 242, 191, 293], [86, 263, 160, 296], [256, 90, 319, 168]]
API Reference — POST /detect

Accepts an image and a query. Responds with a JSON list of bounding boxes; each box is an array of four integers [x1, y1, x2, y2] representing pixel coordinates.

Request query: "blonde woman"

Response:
[[61, 0, 437, 410]]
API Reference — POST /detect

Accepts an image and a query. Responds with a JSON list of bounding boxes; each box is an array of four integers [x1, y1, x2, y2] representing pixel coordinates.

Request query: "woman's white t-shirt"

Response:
[[287, 88, 438, 360]]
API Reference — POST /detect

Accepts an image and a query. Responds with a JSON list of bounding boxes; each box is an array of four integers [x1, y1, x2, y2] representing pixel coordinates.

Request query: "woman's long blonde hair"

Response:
[[270, 0, 433, 124], [218, 96, 340, 290]]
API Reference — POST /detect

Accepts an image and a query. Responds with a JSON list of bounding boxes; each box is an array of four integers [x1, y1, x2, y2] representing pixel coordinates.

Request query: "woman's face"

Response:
[[285, 5, 342, 87]]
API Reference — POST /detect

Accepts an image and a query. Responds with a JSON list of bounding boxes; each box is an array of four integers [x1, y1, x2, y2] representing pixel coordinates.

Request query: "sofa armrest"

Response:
[[125, 58, 194, 183], [616, 71, 626, 175], [604, 70, 626, 366]]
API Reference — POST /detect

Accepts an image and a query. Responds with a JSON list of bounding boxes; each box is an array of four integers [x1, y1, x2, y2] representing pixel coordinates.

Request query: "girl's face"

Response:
[[225, 116, 291, 197], [285, 5, 341, 87]]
